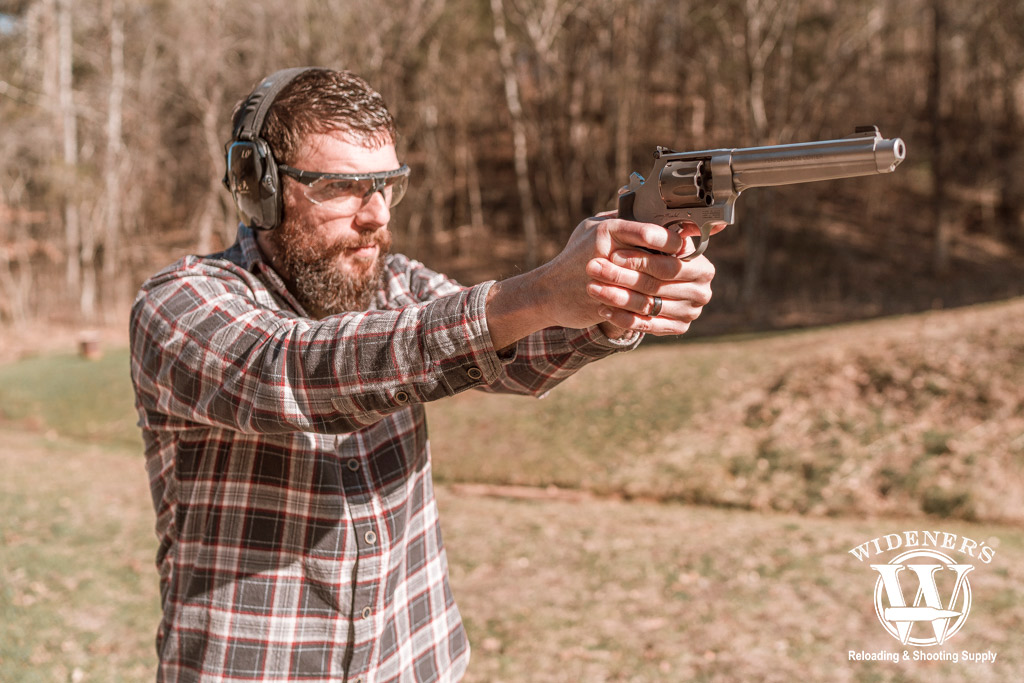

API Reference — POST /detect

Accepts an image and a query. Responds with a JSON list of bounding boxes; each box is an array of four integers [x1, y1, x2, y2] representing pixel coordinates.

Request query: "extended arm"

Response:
[[130, 217, 713, 435]]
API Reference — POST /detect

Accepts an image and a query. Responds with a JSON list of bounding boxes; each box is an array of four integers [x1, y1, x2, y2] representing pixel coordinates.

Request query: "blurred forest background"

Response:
[[1, 0, 1023, 334]]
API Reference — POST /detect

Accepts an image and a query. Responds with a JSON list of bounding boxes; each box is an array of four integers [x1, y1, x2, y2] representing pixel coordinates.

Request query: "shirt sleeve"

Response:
[[394, 255, 643, 399], [477, 324, 642, 398], [131, 257, 510, 435], [131, 255, 641, 436]]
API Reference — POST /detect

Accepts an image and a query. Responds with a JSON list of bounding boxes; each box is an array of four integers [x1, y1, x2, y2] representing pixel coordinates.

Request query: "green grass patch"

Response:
[[0, 349, 140, 449]]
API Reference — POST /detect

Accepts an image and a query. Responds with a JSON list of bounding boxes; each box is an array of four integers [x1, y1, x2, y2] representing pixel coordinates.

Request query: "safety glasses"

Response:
[[279, 163, 410, 213]]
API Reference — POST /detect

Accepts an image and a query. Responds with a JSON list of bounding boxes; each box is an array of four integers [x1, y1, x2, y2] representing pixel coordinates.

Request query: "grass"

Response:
[[0, 349, 141, 450], [0, 431, 160, 682], [427, 340, 731, 491]]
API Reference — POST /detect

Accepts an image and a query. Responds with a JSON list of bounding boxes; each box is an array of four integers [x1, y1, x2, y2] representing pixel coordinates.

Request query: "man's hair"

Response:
[[242, 68, 398, 165]]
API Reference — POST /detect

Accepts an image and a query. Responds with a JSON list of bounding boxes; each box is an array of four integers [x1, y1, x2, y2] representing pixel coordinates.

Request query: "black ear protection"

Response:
[[223, 67, 317, 231]]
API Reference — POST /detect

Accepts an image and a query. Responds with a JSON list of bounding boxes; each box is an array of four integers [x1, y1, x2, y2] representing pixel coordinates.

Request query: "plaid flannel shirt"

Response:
[[129, 225, 640, 682]]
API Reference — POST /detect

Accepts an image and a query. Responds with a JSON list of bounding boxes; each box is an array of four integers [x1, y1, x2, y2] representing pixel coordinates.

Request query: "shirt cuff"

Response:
[[422, 281, 509, 394], [572, 324, 644, 354]]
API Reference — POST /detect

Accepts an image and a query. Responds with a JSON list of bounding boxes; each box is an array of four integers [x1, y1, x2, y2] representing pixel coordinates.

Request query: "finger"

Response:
[[673, 220, 729, 240], [606, 250, 716, 285], [585, 257, 661, 293], [587, 261, 714, 305], [587, 282, 710, 319], [603, 219, 686, 255], [598, 306, 696, 337]]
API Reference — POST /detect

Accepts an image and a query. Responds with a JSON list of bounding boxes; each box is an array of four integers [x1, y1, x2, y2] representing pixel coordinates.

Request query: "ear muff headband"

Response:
[[224, 67, 317, 231]]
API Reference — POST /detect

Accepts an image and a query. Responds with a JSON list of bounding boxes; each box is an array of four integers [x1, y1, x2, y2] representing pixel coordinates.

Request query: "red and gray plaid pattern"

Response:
[[130, 226, 640, 681]]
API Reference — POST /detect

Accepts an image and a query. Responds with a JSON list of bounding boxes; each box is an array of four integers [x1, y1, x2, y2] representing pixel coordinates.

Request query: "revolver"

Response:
[[617, 126, 906, 260]]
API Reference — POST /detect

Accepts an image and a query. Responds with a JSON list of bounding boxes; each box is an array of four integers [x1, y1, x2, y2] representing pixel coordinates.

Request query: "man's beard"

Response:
[[268, 216, 392, 318]]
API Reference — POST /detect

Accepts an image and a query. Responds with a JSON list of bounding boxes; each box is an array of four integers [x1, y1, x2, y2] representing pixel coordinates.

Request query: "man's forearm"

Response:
[[484, 267, 632, 350], [484, 267, 553, 351]]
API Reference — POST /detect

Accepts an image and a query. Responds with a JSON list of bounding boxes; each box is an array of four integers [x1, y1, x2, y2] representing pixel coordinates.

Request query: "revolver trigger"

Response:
[[681, 222, 714, 262]]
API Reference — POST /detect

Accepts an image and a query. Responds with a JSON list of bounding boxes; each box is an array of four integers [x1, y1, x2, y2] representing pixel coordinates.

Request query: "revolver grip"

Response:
[[616, 190, 638, 221]]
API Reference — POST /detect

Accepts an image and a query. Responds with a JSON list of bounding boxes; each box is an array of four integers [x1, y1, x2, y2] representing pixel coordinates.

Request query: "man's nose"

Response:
[[353, 190, 390, 230]]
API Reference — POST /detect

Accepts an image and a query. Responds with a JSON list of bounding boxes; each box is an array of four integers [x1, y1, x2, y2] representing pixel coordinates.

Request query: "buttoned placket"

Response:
[[336, 433, 385, 682]]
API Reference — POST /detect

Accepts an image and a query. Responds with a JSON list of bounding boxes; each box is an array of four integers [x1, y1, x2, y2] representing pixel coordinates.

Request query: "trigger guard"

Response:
[[665, 221, 712, 261], [682, 232, 711, 261]]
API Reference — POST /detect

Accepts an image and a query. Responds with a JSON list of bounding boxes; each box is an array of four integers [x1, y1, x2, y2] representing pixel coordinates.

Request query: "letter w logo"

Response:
[[871, 550, 974, 646]]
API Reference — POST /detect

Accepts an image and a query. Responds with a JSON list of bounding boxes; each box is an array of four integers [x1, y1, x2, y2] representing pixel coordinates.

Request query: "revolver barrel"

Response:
[[728, 131, 906, 192]]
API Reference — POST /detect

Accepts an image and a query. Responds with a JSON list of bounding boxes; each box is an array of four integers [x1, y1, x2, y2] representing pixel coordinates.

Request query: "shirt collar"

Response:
[[235, 223, 266, 272], [232, 222, 310, 316]]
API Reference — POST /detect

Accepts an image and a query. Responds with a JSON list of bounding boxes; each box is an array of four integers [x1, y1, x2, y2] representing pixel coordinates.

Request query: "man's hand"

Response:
[[586, 235, 715, 337], [485, 214, 716, 349]]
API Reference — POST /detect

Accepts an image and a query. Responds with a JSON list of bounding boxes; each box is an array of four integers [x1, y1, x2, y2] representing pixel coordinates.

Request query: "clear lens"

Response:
[[306, 178, 369, 208], [383, 174, 408, 207], [306, 174, 408, 209]]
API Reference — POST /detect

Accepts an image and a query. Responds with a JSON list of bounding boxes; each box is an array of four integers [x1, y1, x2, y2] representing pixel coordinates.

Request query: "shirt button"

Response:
[[364, 530, 377, 545], [347, 459, 360, 471], [467, 366, 483, 381], [394, 390, 410, 404], [361, 606, 373, 619]]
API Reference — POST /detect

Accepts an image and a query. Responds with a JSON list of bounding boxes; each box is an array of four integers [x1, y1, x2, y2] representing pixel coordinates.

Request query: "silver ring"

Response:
[[650, 296, 663, 317]]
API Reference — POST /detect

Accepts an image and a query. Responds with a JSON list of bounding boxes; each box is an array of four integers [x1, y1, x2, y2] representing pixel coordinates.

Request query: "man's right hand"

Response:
[[484, 215, 715, 349]]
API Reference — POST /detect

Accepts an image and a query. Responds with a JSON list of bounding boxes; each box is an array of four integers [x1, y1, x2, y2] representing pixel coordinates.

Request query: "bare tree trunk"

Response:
[[566, 69, 586, 217], [423, 38, 447, 252], [490, 0, 540, 268], [613, 11, 640, 189], [57, 0, 81, 303], [422, 101, 447, 254], [733, 0, 796, 305], [101, 0, 126, 320], [0, 181, 34, 324], [457, 132, 485, 231], [174, 0, 231, 253], [196, 84, 227, 254], [929, 0, 951, 275]]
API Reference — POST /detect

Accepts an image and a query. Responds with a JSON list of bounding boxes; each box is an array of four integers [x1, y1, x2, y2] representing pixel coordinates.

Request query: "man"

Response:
[[130, 67, 715, 682]]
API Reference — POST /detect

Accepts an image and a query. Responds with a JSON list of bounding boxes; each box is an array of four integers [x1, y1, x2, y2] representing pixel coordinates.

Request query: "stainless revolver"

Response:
[[617, 126, 906, 260]]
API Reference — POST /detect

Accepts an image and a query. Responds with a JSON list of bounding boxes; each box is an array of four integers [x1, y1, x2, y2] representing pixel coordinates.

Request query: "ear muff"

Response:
[[223, 67, 317, 231], [224, 139, 281, 230]]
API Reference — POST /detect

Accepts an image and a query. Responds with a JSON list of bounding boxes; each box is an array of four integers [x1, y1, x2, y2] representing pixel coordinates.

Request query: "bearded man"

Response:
[[130, 67, 715, 682]]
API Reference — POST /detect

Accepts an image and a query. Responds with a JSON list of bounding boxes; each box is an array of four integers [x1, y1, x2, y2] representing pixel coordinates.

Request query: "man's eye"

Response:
[[320, 179, 360, 197]]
